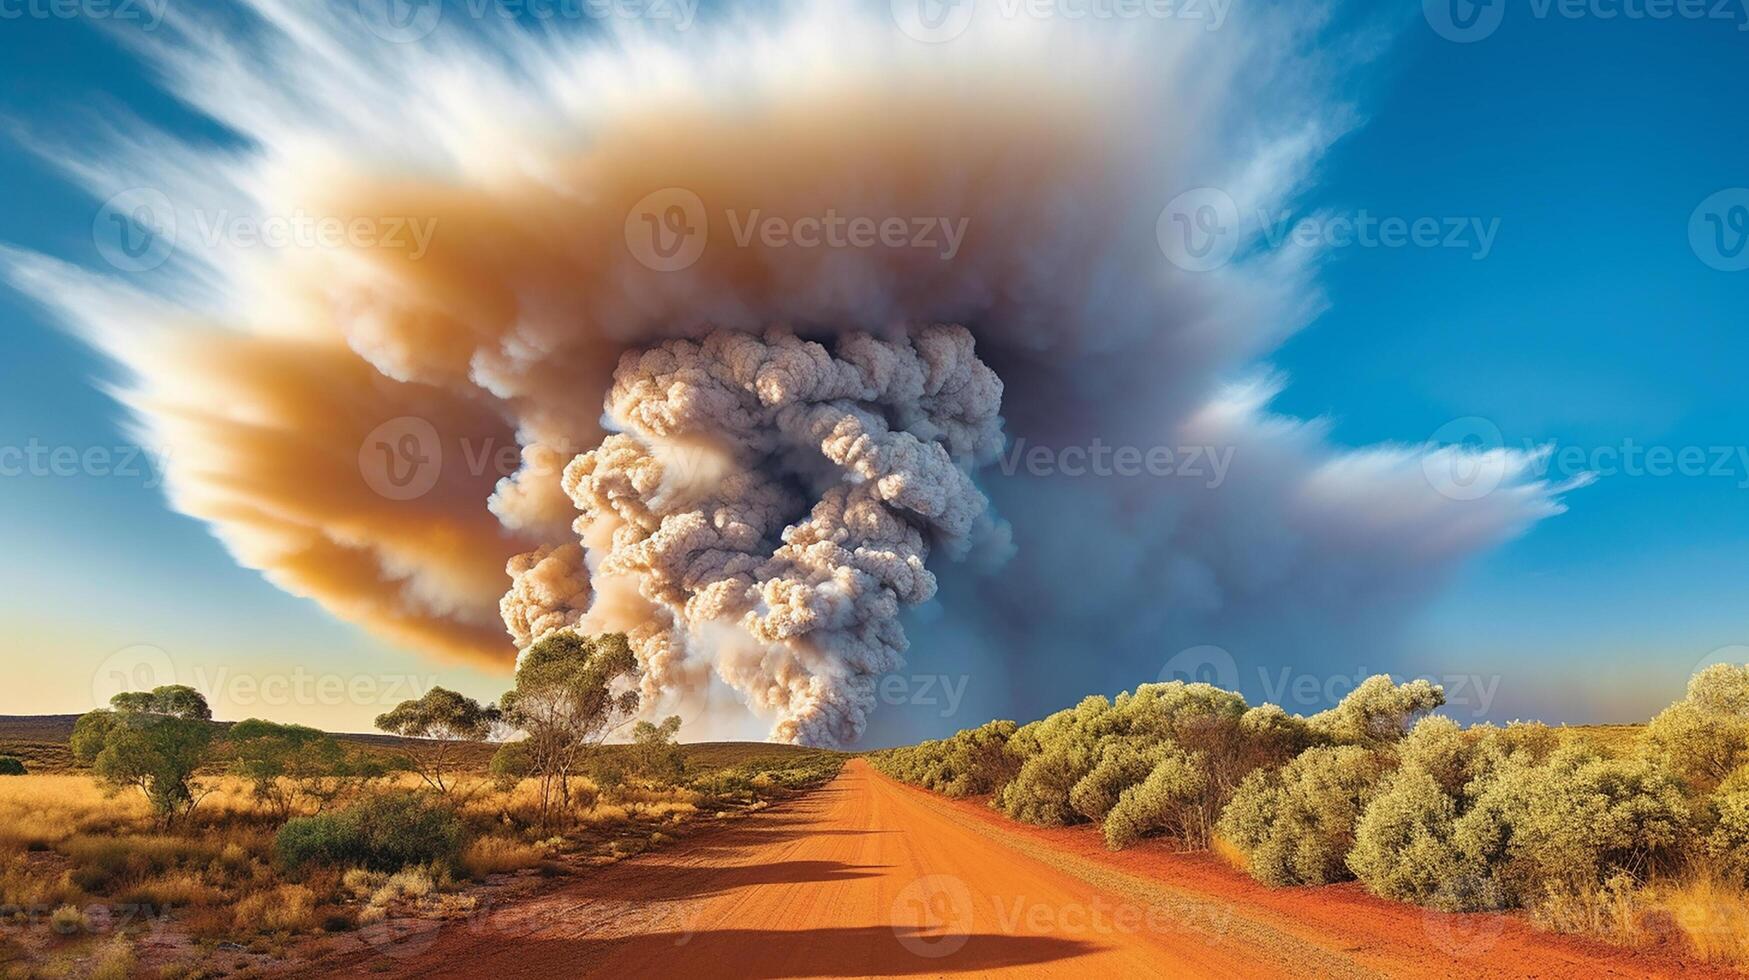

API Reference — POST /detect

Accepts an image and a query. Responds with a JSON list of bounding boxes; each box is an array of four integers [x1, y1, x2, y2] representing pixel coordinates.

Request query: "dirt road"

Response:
[[311, 759, 1726, 978]]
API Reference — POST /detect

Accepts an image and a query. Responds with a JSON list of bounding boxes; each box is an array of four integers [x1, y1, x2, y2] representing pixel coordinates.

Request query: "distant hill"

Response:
[[0, 714, 830, 774]]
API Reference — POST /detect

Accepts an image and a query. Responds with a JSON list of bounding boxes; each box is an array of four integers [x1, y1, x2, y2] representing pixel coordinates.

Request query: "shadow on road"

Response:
[[488, 925, 1096, 978], [552, 858, 886, 903]]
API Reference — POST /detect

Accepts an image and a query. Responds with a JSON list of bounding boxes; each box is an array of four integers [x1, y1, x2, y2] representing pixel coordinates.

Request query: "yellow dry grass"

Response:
[[0, 775, 155, 848], [1209, 833, 1249, 874], [233, 883, 317, 933], [1660, 872, 1749, 970], [1531, 868, 1749, 971], [460, 836, 548, 877]]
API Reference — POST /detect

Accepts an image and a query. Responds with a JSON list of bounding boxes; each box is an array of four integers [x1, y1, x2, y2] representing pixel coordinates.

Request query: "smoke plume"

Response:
[[499, 327, 1005, 744], [4, 2, 1576, 744]]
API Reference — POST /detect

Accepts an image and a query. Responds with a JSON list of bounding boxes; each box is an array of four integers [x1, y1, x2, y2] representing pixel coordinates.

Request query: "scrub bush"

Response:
[[276, 792, 466, 873]]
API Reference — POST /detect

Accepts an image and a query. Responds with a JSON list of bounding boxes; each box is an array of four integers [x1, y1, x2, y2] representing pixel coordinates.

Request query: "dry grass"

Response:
[[88, 936, 138, 980], [115, 871, 223, 908], [0, 775, 155, 849], [1530, 869, 1749, 971], [1551, 724, 1647, 757], [0, 741, 841, 975], [1209, 833, 1249, 874], [234, 883, 318, 933], [1659, 872, 1749, 969], [460, 836, 548, 877], [1530, 874, 1648, 941]]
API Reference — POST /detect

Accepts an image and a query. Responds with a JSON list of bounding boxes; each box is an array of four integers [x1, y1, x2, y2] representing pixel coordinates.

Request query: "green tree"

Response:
[[499, 631, 640, 825], [488, 739, 535, 790], [108, 685, 213, 721], [228, 719, 388, 819], [374, 687, 498, 795], [630, 715, 686, 784], [72, 687, 216, 825], [0, 757, 26, 776]]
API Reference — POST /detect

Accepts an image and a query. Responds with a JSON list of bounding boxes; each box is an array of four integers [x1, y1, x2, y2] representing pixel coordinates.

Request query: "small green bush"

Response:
[[489, 740, 534, 789], [1307, 675, 1446, 746], [0, 757, 26, 776], [1349, 718, 1692, 911], [1453, 746, 1690, 904], [1646, 663, 1749, 793], [1347, 718, 1481, 908], [1070, 738, 1168, 823], [1102, 747, 1206, 850], [1705, 769, 1749, 884], [1219, 744, 1390, 886], [276, 792, 466, 873]]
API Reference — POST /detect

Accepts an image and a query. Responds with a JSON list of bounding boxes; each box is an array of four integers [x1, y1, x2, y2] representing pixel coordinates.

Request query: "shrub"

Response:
[[1704, 769, 1749, 884], [873, 720, 1019, 798], [1219, 744, 1391, 886], [1350, 718, 1692, 911], [1454, 746, 1690, 904], [1070, 738, 1169, 823], [1647, 663, 1749, 793], [1102, 747, 1207, 850], [1307, 675, 1446, 747], [49, 904, 86, 935], [895, 681, 1320, 848], [1347, 718, 1481, 908], [1349, 764, 1475, 907], [0, 758, 25, 776], [490, 740, 535, 789], [234, 884, 317, 933], [275, 792, 465, 873], [88, 937, 136, 980], [461, 836, 547, 877], [994, 683, 1289, 843], [372, 867, 438, 905]]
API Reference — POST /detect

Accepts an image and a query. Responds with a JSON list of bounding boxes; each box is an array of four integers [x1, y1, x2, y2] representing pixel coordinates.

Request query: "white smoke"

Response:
[[3, 1, 1576, 744], [499, 327, 1005, 744]]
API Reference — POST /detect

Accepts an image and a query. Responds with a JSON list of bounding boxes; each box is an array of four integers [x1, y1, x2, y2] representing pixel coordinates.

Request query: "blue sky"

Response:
[[1267, 8, 1749, 721], [0, 2, 1745, 734]]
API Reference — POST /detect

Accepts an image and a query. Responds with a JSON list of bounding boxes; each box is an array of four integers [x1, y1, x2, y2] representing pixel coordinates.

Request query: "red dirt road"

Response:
[[310, 760, 1729, 978]]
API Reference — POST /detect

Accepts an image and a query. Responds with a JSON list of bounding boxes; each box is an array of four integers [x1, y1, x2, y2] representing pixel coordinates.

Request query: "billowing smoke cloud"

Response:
[[500, 327, 1006, 744], [4, 2, 1576, 744]]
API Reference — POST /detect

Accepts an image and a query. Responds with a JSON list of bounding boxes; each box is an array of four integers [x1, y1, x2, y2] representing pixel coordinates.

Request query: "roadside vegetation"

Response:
[[0, 630, 844, 978], [873, 665, 1749, 971]]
